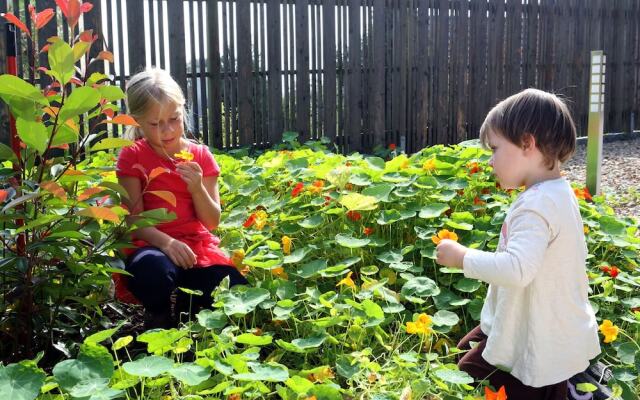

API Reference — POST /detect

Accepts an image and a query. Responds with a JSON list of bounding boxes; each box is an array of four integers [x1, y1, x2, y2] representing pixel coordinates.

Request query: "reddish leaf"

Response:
[[55, 0, 69, 17], [77, 206, 120, 223], [97, 50, 114, 63], [41, 181, 68, 202], [51, 143, 70, 150], [2, 13, 31, 36], [35, 9, 55, 29], [103, 108, 115, 118], [79, 29, 94, 42], [109, 114, 139, 127], [40, 44, 50, 52], [148, 191, 177, 207], [96, 194, 110, 206], [149, 167, 169, 181], [70, 77, 84, 86], [78, 186, 105, 202], [0, 190, 8, 203], [81, 2, 93, 12], [67, 0, 82, 29]]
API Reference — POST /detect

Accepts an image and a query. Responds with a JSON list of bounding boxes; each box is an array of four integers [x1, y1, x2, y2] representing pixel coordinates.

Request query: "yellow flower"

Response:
[[231, 249, 245, 268], [174, 150, 194, 162], [400, 159, 410, 169], [254, 210, 268, 230], [337, 271, 356, 290], [406, 313, 433, 335], [599, 319, 619, 343], [583, 225, 590, 234], [431, 229, 458, 245], [281, 236, 292, 255], [422, 159, 436, 172]]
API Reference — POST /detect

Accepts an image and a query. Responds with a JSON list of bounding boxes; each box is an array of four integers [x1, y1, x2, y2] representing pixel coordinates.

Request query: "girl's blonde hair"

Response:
[[124, 68, 192, 140]]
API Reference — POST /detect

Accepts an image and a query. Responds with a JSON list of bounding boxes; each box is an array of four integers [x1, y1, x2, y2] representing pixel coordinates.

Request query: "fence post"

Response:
[[127, 0, 146, 74], [167, 0, 187, 96], [586, 50, 606, 195]]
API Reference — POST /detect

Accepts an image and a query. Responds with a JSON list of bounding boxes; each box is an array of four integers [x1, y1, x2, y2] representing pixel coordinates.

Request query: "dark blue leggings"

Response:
[[125, 247, 248, 313]]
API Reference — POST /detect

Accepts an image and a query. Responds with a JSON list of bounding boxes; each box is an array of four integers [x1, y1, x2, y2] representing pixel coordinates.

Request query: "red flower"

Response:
[[291, 182, 304, 197], [363, 227, 374, 236], [243, 214, 256, 228], [467, 162, 481, 174], [346, 210, 362, 221], [389, 143, 396, 151], [600, 265, 619, 279], [324, 196, 332, 206], [474, 196, 485, 205]]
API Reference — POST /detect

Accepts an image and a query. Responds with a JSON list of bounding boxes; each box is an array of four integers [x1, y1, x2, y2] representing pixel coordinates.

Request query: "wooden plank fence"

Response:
[[1, 0, 640, 153]]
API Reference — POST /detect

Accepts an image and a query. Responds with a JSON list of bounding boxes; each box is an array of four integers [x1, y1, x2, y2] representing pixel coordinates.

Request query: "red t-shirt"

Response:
[[116, 139, 233, 268]]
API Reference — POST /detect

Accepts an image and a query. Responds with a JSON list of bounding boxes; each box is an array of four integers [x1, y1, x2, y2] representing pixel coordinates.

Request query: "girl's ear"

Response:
[[521, 133, 536, 152]]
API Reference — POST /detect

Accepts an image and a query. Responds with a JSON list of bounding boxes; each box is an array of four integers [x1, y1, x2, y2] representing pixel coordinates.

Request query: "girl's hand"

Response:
[[175, 161, 205, 194], [435, 239, 467, 269], [162, 238, 197, 269]]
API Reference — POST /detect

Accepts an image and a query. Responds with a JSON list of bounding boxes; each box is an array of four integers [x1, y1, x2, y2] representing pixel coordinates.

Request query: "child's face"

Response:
[[486, 130, 530, 189], [139, 101, 184, 154]]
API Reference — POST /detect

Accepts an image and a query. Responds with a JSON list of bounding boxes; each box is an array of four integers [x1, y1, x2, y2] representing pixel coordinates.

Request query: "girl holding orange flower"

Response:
[[116, 68, 247, 329], [435, 90, 600, 399]]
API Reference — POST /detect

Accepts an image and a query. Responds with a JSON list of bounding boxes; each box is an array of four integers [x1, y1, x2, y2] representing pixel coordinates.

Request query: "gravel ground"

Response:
[[563, 136, 640, 219]]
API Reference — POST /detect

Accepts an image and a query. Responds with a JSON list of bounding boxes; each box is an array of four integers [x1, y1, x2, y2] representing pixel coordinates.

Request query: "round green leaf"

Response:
[[433, 368, 473, 385], [401, 277, 440, 298], [235, 333, 273, 346], [339, 193, 379, 211], [122, 355, 173, 378], [52, 344, 114, 391], [335, 234, 370, 248], [418, 203, 449, 219], [197, 309, 228, 329], [298, 214, 323, 229], [220, 287, 271, 316], [0, 363, 46, 400], [432, 310, 460, 326], [233, 362, 289, 382], [168, 363, 211, 386], [453, 278, 482, 293]]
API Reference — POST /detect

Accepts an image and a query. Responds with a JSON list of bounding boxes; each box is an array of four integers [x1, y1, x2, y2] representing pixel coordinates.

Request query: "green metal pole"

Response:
[[586, 51, 605, 196]]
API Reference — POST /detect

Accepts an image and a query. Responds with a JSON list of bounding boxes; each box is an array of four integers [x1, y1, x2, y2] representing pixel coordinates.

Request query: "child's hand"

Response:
[[176, 162, 204, 194], [162, 238, 197, 268], [435, 239, 467, 269]]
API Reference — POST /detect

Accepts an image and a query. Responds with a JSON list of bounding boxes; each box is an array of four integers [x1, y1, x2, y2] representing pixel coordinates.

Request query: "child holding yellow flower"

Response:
[[435, 89, 600, 399], [116, 68, 247, 329]]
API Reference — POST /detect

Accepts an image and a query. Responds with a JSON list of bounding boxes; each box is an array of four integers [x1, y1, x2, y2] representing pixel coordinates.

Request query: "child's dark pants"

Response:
[[457, 325, 568, 400], [125, 247, 248, 316]]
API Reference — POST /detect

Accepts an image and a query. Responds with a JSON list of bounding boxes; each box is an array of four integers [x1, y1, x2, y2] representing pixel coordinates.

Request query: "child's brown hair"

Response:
[[479, 88, 577, 169]]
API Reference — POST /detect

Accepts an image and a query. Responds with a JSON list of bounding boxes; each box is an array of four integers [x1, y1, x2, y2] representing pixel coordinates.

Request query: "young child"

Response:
[[116, 68, 247, 329], [435, 89, 600, 399]]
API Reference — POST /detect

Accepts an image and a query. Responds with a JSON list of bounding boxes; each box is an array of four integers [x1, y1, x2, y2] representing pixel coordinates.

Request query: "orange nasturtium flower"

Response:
[[467, 161, 481, 174], [405, 313, 433, 335], [309, 180, 325, 194], [431, 229, 458, 245], [271, 266, 288, 280], [599, 319, 619, 343], [485, 386, 507, 400], [281, 236, 292, 255], [422, 158, 436, 172], [174, 150, 194, 162], [337, 271, 356, 290], [573, 187, 593, 201], [363, 227, 374, 236]]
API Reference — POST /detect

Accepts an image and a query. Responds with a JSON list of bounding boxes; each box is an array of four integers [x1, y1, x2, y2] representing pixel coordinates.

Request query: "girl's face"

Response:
[[139, 100, 185, 156], [486, 129, 528, 189]]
